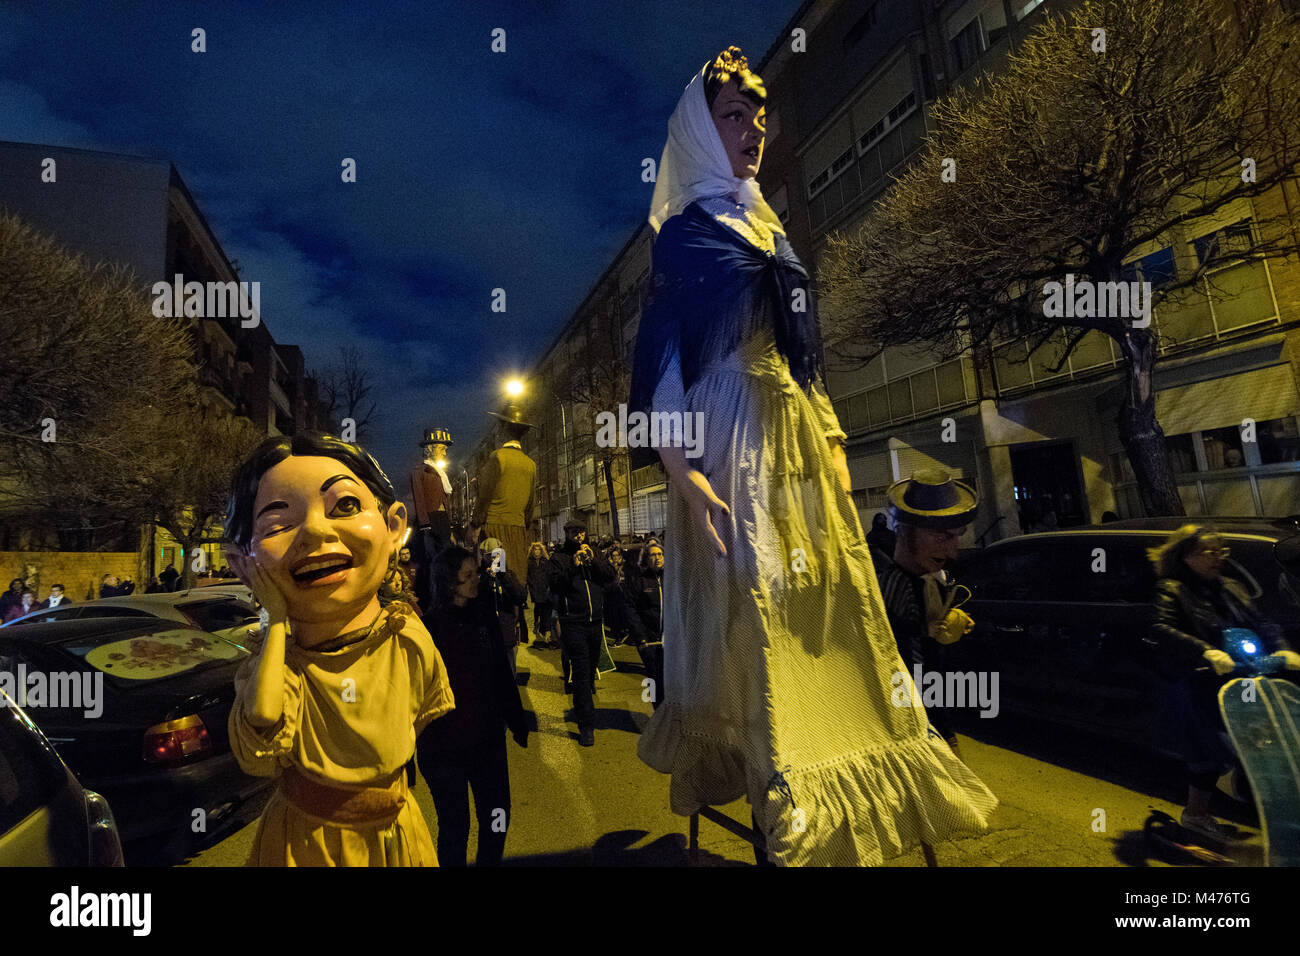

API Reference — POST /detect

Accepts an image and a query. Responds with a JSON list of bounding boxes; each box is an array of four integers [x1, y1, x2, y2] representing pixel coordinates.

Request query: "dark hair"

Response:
[[224, 431, 397, 550], [1147, 524, 1224, 579], [223, 430, 413, 608], [51, 583, 64, 590], [704, 46, 765, 109], [432, 546, 475, 610], [8, 578, 21, 590], [504, 421, 529, 441]]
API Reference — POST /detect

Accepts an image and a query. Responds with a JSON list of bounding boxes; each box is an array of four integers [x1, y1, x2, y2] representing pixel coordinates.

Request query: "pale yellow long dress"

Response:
[[636, 200, 998, 865], [229, 601, 455, 866]]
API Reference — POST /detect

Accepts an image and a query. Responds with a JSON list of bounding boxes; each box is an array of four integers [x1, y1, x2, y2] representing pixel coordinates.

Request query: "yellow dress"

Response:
[[229, 601, 455, 866]]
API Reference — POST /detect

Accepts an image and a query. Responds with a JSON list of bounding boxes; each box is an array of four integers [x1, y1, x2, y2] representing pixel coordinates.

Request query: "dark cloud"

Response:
[[0, 0, 801, 481]]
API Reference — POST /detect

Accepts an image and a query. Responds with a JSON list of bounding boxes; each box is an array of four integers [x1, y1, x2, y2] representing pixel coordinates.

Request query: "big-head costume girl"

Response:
[[224, 432, 454, 866]]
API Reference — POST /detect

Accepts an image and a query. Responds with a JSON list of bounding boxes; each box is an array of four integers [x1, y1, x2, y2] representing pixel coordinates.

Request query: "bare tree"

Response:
[[0, 211, 196, 540], [819, 0, 1300, 515], [145, 403, 265, 589], [316, 344, 377, 441]]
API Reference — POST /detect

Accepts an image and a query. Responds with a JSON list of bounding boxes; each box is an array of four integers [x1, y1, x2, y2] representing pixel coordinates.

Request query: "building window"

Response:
[[951, 18, 984, 74], [1121, 246, 1177, 289], [1192, 219, 1255, 268]]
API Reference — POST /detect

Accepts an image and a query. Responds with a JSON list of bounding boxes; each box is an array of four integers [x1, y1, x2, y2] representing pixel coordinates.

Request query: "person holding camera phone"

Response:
[[548, 519, 615, 747], [478, 537, 526, 677], [1149, 524, 1300, 841]]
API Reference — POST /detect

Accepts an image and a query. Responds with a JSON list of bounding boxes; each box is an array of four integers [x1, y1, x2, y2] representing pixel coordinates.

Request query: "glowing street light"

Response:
[[505, 377, 524, 398]]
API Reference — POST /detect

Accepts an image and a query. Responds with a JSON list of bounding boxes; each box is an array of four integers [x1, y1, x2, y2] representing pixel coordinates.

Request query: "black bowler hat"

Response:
[[564, 518, 587, 532], [489, 404, 533, 429], [887, 468, 977, 530], [419, 428, 454, 447]]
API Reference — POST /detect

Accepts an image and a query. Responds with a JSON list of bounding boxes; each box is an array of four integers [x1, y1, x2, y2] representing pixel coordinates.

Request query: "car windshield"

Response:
[[48, 627, 248, 688], [180, 598, 259, 633]]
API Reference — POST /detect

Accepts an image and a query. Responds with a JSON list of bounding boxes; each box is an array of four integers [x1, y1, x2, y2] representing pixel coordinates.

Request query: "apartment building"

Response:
[[754, 0, 1300, 542], [0, 141, 331, 567]]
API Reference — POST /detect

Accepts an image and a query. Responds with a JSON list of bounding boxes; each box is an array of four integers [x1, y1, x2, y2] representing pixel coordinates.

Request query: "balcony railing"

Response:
[[992, 259, 1280, 397], [831, 356, 978, 434]]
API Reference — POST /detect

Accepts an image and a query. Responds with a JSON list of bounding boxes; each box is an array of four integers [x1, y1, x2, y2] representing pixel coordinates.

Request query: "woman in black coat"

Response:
[[1148, 525, 1299, 841], [417, 546, 529, 866], [527, 542, 556, 649], [626, 539, 666, 709]]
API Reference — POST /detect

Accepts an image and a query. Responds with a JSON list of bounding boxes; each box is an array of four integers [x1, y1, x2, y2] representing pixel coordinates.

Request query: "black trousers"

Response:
[[638, 641, 665, 710], [559, 619, 603, 729], [417, 734, 511, 867], [532, 600, 555, 637], [413, 528, 439, 613]]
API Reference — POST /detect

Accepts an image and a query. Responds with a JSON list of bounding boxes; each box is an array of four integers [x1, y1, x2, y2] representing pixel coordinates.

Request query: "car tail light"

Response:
[[142, 714, 211, 763], [84, 789, 124, 866]]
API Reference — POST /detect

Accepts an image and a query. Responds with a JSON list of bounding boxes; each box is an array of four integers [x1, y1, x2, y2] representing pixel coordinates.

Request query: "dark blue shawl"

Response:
[[626, 201, 826, 470]]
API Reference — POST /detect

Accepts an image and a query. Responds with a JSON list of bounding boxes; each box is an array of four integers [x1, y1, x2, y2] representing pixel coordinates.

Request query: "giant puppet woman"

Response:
[[224, 432, 455, 866], [627, 48, 997, 865]]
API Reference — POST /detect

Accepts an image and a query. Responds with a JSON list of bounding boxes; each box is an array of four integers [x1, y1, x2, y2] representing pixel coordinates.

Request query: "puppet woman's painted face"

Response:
[[710, 87, 765, 179], [246, 455, 405, 623]]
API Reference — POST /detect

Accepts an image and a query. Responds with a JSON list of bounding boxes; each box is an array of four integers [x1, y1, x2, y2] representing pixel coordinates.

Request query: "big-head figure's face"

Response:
[[245, 455, 406, 626]]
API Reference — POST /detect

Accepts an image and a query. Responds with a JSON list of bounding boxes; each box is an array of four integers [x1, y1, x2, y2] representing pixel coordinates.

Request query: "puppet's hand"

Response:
[[232, 551, 289, 625], [680, 469, 729, 558]]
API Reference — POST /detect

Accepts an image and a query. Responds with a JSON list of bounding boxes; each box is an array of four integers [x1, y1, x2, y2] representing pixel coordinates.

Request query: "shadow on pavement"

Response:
[[502, 829, 750, 866]]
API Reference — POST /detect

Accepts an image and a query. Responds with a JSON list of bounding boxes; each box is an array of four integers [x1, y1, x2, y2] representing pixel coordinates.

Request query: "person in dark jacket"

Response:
[[37, 583, 72, 610], [626, 540, 667, 709], [159, 565, 180, 592], [870, 471, 977, 761], [0, 578, 25, 619], [1149, 525, 1300, 841], [865, 512, 896, 555], [548, 519, 615, 747], [527, 542, 557, 649], [3, 588, 37, 623], [603, 545, 631, 646], [417, 546, 529, 867], [479, 537, 527, 676]]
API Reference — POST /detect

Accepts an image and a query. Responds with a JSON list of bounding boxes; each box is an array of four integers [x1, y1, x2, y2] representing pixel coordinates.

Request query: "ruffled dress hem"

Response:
[[639, 701, 998, 866]]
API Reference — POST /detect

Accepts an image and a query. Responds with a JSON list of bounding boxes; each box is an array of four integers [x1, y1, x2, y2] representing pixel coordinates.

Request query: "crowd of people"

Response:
[[0, 577, 73, 622]]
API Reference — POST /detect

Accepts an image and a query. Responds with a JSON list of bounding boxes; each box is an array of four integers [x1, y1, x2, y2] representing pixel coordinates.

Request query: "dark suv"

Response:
[[949, 517, 1300, 758]]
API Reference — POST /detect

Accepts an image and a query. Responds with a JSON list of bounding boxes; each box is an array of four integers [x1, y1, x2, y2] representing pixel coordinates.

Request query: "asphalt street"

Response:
[[183, 613, 1265, 868]]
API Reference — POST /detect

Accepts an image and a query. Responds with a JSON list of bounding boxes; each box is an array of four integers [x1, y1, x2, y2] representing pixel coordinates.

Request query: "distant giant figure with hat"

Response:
[[470, 404, 537, 586], [411, 426, 456, 612]]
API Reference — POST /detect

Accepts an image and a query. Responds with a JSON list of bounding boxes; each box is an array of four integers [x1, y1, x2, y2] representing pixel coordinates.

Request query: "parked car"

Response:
[[2, 585, 261, 646], [0, 616, 272, 864], [0, 689, 123, 866], [948, 518, 1300, 759]]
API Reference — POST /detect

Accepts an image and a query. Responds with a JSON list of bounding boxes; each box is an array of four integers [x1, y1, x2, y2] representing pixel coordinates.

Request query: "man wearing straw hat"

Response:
[[871, 468, 977, 760]]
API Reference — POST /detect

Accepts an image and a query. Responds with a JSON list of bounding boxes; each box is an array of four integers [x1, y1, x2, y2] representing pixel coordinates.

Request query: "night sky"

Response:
[[0, 0, 802, 488]]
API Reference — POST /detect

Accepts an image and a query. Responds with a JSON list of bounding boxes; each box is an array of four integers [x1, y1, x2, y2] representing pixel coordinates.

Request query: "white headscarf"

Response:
[[648, 63, 785, 238]]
